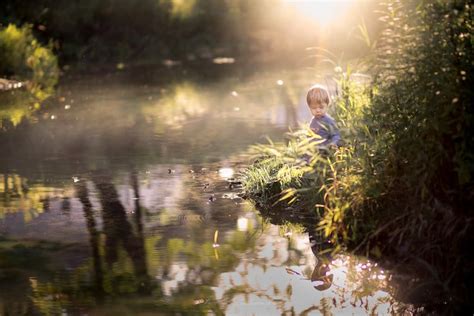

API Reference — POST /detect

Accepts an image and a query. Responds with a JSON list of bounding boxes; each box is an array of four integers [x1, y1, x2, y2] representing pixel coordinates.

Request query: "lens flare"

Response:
[[283, 0, 358, 27]]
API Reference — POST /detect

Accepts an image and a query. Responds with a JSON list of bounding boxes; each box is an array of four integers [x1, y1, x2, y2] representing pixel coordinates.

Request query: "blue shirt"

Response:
[[309, 114, 341, 147]]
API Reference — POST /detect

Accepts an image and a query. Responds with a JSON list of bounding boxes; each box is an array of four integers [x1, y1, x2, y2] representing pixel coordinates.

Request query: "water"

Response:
[[0, 65, 410, 315]]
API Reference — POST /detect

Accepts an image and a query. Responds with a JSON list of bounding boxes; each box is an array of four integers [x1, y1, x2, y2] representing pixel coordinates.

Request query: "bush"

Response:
[[370, 0, 473, 213], [0, 24, 59, 100], [242, 0, 474, 312], [360, 2, 474, 312]]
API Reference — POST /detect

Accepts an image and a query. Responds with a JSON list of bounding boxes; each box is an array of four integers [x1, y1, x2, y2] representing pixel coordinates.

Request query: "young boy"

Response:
[[306, 84, 341, 148]]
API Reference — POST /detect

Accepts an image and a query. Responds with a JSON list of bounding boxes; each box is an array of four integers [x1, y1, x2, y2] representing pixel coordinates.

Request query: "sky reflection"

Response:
[[214, 225, 404, 315]]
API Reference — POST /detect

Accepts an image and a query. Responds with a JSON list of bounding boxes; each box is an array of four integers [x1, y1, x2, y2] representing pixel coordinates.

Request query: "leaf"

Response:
[[357, 18, 372, 48], [278, 188, 296, 202]]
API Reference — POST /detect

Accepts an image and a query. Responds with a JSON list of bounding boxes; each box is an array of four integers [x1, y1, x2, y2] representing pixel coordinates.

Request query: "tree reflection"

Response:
[[20, 171, 157, 314], [0, 92, 37, 127], [75, 181, 104, 296], [92, 171, 150, 293], [2, 173, 10, 207], [0, 165, 409, 314], [0, 173, 67, 221]]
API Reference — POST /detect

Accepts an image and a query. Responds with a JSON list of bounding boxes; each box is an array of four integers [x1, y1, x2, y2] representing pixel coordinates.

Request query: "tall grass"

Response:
[[242, 130, 328, 210], [242, 73, 373, 250], [242, 0, 474, 313]]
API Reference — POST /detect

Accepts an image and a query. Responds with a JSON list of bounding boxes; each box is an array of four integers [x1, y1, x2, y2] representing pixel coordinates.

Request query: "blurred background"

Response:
[[1, 0, 378, 68]]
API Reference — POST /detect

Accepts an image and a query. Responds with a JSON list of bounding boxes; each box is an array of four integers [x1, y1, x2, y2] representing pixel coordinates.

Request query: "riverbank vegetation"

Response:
[[0, 24, 59, 125], [0, 24, 58, 99], [242, 1, 473, 313]]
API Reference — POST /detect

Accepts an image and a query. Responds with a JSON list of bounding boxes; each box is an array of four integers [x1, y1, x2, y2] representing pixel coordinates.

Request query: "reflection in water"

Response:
[[75, 180, 104, 296], [218, 167, 234, 179], [276, 81, 297, 128], [141, 82, 208, 129], [0, 85, 287, 170], [310, 256, 334, 291], [214, 224, 405, 315], [0, 173, 69, 223], [0, 167, 410, 315], [92, 172, 150, 292], [60, 196, 71, 216], [237, 216, 249, 232], [307, 225, 334, 292], [238, 207, 409, 315], [0, 67, 412, 315]]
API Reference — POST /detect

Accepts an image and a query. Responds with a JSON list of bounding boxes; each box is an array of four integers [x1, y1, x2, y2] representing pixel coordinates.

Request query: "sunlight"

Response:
[[166, 0, 196, 18], [218, 167, 234, 179], [282, 0, 358, 27], [237, 217, 249, 231], [142, 82, 207, 128]]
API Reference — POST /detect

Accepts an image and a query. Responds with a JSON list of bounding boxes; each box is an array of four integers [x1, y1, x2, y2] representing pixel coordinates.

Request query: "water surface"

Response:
[[0, 65, 410, 315]]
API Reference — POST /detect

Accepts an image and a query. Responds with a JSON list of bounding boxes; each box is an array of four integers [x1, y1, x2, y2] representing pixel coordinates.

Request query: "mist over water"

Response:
[[0, 65, 409, 315]]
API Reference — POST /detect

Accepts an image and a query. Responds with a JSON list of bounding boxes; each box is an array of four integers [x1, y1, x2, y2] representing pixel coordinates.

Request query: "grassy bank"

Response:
[[242, 1, 473, 314]]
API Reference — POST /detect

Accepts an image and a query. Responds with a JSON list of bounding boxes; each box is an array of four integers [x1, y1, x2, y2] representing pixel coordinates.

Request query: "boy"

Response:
[[306, 84, 341, 148]]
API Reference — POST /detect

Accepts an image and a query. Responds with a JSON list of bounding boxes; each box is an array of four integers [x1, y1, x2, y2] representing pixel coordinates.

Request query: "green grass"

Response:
[[242, 1, 474, 313], [241, 129, 332, 211]]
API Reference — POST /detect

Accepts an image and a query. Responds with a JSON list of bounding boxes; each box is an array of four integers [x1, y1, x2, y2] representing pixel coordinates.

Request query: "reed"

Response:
[[242, 1, 474, 313]]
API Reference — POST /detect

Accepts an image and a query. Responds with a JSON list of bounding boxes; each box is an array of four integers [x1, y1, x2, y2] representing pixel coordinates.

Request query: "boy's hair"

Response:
[[306, 84, 330, 105]]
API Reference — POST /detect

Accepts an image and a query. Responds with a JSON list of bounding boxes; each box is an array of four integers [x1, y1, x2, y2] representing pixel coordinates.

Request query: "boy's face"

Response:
[[308, 101, 327, 118]]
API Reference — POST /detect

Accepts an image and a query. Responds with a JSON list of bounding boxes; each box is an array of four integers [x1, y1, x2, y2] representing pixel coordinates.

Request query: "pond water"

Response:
[[0, 65, 410, 315]]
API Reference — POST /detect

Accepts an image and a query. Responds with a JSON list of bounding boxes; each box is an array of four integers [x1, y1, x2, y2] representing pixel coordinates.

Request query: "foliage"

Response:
[[362, 2, 473, 312], [242, 74, 373, 247], [0, 24, 58, 100], [0, 90, 36, 125], [370, 0, 473, 212], [242, 0, 474, 313], [0, 0, 378, 65], [241, 130, 332, 210]]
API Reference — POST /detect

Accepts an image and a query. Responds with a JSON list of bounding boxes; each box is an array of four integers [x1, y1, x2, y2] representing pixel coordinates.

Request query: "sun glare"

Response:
[[283, 0, 358, 27]]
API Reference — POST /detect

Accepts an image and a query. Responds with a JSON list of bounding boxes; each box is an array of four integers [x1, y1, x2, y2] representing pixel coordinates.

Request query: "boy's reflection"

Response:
[[307, 225, 334, 291], [258, 206, 334, 291]]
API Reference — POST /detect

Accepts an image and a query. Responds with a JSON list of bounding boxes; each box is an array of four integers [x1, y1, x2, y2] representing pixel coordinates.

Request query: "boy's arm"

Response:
[[309, 117, 317, 132]]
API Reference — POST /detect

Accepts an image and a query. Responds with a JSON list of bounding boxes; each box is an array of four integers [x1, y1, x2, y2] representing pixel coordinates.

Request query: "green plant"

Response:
[[241, 129, 331, 209], [242, 1, 474, 312], [0, 24, 58, 99]]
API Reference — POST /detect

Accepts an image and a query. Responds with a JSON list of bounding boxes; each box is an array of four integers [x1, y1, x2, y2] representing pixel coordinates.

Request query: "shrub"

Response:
[[0, 24, 59, 100], [242, 0, 474, 312], [369, 0, 473, 215]]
